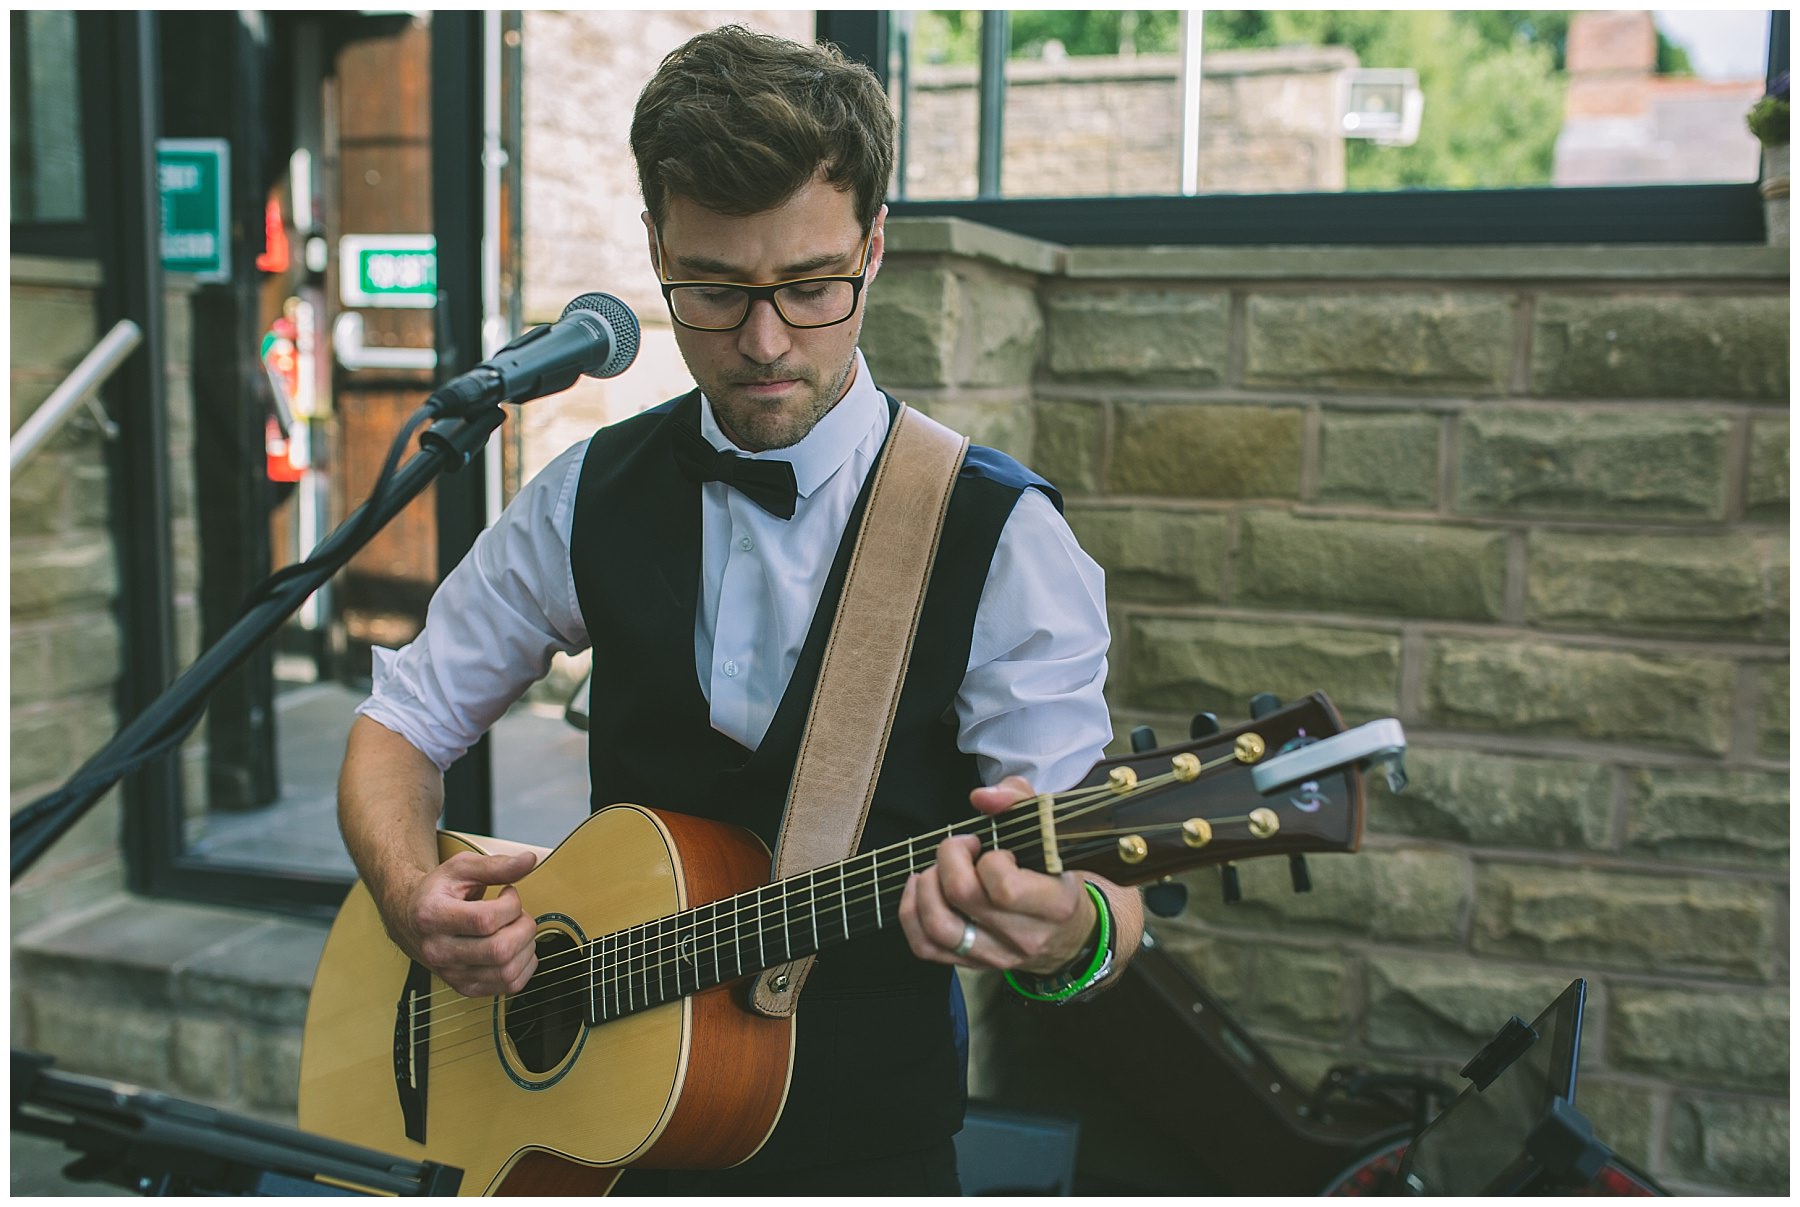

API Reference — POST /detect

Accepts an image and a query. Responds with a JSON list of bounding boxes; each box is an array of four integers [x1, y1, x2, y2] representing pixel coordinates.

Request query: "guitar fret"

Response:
[[711, 900, 721, 988], [809, 871, 820, 954], [872, 853, 882, 929], [757, 888, 767, 968], [588, 934, 601, 1023], [839, 868, 850, 940]]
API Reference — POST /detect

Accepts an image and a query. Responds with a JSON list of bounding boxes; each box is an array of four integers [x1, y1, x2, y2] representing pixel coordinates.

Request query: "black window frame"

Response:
[[818, 9, 1788, 246]]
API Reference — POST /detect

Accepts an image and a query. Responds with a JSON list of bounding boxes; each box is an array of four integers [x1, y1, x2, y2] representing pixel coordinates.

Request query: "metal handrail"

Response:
[[10, 319, 140, 472]]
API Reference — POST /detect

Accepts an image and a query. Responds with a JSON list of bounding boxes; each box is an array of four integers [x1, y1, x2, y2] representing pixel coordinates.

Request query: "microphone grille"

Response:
[[561, 292, 641, 379]]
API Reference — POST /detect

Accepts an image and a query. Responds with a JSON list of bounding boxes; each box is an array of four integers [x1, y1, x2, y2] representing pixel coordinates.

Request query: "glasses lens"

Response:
[[668, 286, 750, 331], [773, 280, 856, 327]]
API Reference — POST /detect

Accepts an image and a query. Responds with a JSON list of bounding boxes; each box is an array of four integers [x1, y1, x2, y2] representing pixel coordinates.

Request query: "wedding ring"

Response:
[[952, 920, 978, 958]]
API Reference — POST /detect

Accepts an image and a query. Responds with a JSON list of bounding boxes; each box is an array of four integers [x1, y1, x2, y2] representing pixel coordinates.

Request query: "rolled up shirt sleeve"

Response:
[[955, 487, 1113, 793], [356, 441, 591, 772]]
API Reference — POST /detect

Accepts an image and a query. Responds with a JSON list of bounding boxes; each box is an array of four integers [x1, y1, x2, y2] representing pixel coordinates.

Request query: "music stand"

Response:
[[1396, 978, 1610, 1195], [13, 1052, 461, 1196]]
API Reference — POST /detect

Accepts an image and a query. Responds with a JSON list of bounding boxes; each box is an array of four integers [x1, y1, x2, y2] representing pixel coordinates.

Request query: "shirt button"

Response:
[[739, 536, 754, 552], [723, 660, 739, 677]]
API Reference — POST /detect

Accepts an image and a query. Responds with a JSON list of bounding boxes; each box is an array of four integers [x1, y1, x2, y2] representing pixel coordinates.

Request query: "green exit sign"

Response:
[[157, 138, 230, 281], [339, 234, 437, 309]]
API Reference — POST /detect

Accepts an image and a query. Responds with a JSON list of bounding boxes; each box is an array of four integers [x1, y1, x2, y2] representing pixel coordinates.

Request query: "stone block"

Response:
[[861, 264, 958, 388], [1525, 531, 1768, 637], [1364, 952, 1573, 1055], [1758, 662, 1787, 760], [1759, 535, 1788, 642], [23, 990, 175, 1088], [10, 708, 76, 791], [1064, 506, 1227, 604], [1623, 767, 1787, 869], [1530, 293, 1789, 401], [177, 919, 328, 1025], [1367, 746, 1611, 850], [1182, 846, 1472, 944], [1031, 401, 1104, 495], [1746, 416, 1788, 520], [12, 629, 51, 706], [1667, 1094, 1790, 1193], [1110, 403, 1304, 499], [1244, 945, 1351, 1038], [1422, 637, 1736, 756], [173, 1015, 238, 1102], [1456, 409, 1730, 520], [1237, 513, 1506, 620], [1317, 411, 1440, 508], [960, 272, 1042, 388], [15, 895, 270, 1005], [10, 453, 68, 539], [1575, 1079, 1658, 1170], [1472, 864, 1779, 978], [9, 287, 99, 378], [46, 616, 123, 698], [1044, 286, 1229, 384], [915, 397, 1031, 463], [1609, 985, 1787, 1091], [1151, 928, 1249, 1003], [241, 1025, 303, 1111], [10, 539, 119, 619], [1243, 292, 1514, 395], [1124, 615, 1400, 720]]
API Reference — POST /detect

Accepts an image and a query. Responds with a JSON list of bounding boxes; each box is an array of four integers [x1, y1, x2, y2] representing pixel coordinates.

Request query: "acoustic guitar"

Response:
[[297, 692, 1404, 1195]]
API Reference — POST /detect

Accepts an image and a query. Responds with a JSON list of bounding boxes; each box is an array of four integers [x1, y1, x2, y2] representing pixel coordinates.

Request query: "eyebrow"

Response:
[[673, 243, 859, 280]]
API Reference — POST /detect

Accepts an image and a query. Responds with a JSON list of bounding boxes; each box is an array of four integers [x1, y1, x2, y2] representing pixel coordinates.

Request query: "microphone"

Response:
[[429, 292, 640, 416]]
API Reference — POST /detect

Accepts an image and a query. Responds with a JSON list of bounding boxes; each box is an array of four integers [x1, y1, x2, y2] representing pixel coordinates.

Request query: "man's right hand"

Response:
[[386, 849, 540, 998]]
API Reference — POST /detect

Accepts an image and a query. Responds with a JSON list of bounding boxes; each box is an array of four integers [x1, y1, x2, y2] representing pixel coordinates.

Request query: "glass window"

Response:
[[11, 10, 87, 223], [891, 10, 1771, 201]]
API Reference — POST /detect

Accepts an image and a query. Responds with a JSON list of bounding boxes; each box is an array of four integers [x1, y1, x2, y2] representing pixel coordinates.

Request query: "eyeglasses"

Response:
[[654, 226, 873, 332]]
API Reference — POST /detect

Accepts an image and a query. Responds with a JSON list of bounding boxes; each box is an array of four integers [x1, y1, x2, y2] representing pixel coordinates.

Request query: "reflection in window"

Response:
[[11, 10, 86, 223], [892, 10, 1770, 201]]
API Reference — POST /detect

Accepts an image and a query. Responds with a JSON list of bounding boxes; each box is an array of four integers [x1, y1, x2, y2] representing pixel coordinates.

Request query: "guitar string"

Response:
[[403, 770, 1152, 1028], [403, 776, 1123, 1024], [405, 761, 1233, 1052], [406, 779, 1172, 1063], [411, 767, 1229, 1056], [417, 823, 1119, 1076], [404, 751, 1240, 1025]]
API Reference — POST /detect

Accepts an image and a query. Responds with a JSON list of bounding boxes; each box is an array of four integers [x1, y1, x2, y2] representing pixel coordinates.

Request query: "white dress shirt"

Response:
[[359, 350, 1113, 793]]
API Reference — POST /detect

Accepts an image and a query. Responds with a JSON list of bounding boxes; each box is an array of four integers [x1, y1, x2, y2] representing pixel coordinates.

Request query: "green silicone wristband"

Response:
[[1003, 881, 1113, 1004]]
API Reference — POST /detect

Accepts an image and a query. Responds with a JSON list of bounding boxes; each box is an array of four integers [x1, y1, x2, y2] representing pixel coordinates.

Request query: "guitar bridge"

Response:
[[392, 960, 431, 1144]]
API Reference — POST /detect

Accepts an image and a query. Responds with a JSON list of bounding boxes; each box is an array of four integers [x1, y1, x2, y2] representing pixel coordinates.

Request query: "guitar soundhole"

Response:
[[504, 929, 585, 1074]]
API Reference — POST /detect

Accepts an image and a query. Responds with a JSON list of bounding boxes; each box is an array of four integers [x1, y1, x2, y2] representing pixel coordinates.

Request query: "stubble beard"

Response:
[[705, 341, 860, 454]]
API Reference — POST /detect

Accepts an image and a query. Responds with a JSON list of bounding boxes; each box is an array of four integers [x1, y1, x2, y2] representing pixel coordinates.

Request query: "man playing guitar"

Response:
[[335, 23, 1142, 1195]]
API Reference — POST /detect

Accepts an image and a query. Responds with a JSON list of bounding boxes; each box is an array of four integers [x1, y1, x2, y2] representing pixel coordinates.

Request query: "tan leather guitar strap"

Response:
[[751, 403, 968, 1019]]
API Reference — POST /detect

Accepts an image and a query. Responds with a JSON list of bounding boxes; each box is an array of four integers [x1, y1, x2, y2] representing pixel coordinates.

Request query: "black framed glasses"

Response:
[[654, 226, 874, 332]]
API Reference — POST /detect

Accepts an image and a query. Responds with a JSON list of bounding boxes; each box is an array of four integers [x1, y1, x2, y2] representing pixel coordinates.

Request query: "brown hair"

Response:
[[630, 25, 894, 232]]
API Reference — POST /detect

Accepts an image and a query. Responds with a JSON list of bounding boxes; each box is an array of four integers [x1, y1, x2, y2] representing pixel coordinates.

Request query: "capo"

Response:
[[1034, 794, 1063, 875]]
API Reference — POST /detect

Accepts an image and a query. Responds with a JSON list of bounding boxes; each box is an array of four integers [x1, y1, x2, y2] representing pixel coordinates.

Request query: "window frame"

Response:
[[819, 9, 1786, 246]]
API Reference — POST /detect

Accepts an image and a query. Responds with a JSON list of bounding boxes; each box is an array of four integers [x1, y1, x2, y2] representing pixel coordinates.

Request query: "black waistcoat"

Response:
[[568, 389, 1057, 1170]]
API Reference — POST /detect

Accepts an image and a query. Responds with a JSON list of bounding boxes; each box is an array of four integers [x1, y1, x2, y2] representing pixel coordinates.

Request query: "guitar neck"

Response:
[[586, 812, 1042, 1024]]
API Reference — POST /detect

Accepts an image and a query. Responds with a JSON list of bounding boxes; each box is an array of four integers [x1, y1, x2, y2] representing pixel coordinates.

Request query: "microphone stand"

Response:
[[9, 405, 507, 882]]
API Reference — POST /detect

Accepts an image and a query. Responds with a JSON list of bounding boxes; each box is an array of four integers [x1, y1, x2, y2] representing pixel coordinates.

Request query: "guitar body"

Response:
[[298, 804, 795, 1195]]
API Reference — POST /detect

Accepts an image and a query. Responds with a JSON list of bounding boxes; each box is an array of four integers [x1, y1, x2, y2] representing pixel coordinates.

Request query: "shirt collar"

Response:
[[697, 348, 882, 500]]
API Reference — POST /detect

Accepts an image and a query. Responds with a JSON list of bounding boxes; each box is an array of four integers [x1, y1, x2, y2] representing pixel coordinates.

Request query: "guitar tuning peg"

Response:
[[1129, 725, 1159, 753], [1221, 862, 1242, 905], [1189, 712, 1220, 739], [1144, 878, 1188, 917], [1289, 854, 1312, 894], [1249, 692, 1283, 719]]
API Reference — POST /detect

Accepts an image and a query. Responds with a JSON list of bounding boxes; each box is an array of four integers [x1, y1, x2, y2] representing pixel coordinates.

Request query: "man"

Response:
[[338, 24, 1141, 1195]]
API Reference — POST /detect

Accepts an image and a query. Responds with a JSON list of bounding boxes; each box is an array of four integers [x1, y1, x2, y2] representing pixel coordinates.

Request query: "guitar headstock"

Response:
[[1016, 693, 1394, 888]]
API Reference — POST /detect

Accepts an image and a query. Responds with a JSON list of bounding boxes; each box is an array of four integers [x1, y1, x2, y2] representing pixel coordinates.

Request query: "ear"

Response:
[[864, 203, 888, 288], [642, 211, 660, 275]]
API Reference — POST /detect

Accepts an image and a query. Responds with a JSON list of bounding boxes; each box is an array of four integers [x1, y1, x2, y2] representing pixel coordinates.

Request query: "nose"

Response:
[[735, 298, 792, 366]]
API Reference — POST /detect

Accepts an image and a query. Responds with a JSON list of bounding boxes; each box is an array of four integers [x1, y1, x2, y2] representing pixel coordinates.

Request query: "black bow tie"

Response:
[[670, 421, 799, 520]]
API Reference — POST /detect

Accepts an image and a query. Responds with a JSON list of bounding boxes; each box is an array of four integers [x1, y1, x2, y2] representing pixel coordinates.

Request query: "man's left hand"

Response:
[[897, 775, 1098, 974]]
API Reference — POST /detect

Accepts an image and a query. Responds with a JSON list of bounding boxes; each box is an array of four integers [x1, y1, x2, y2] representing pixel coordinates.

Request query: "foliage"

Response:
[[1202, 10, 1565, 190], [1747, 98, 1788, 147], [913, 11, 1181, 65]]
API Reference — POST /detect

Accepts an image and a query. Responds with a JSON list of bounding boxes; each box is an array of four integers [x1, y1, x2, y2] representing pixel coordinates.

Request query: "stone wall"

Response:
[[10, 257, 128, 930], [903, 46, 1355, 200], [863, 221, 1789, 1196]]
